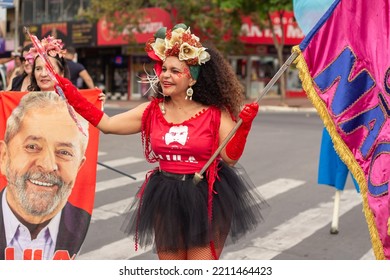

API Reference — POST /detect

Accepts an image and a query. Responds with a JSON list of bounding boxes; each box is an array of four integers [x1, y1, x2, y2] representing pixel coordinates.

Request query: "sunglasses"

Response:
[[21, 54, 35, 65]]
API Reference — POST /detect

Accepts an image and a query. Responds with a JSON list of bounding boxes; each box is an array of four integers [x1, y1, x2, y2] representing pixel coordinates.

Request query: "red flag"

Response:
[[0, 89, 101, 260], [293, 0, 390, 259]]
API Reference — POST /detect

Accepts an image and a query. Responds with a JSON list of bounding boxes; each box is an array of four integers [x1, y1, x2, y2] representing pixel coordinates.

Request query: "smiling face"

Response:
[[33, 56, 63, 91], [159, 56, 195, 98], [0, 103, 86, 224]]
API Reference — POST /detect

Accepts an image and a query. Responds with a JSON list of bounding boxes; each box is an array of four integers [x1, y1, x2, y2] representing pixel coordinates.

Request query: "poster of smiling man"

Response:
[[0, 89, 101, 260]]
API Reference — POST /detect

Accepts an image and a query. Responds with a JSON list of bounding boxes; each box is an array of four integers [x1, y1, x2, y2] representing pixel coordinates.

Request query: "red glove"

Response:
[[55, 74, 104, 127], [225, 102, 259, 160]]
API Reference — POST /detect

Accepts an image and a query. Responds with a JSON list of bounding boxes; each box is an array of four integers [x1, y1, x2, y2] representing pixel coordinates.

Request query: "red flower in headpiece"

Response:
[[27, 35, 66, 61]]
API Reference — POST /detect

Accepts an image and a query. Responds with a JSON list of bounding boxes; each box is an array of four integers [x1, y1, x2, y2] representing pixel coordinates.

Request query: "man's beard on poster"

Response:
[[6, 161, 72, 217]]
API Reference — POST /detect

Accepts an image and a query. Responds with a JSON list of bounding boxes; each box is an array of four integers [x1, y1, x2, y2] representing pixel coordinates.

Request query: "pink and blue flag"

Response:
[[293, 0, 390, 259]]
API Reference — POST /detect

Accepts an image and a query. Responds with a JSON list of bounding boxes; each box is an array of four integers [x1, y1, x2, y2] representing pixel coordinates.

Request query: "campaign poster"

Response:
[[0, 89, 101, 260]]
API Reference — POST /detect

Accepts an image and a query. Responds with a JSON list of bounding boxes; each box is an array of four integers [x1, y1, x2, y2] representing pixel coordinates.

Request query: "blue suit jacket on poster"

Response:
[[0, 189, 90, 259]]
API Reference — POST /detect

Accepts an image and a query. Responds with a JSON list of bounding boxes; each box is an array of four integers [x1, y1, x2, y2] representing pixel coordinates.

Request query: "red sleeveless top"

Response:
[[140, 98, 223, 259], [141, 98, 221, 174]]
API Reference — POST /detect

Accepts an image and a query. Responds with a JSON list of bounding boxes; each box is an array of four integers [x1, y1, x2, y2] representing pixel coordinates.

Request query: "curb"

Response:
[[259, 106, 317, 113]]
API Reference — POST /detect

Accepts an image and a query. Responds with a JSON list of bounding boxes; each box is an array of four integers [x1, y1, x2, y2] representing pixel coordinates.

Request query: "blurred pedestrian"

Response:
[[64, 46, 95, 89]]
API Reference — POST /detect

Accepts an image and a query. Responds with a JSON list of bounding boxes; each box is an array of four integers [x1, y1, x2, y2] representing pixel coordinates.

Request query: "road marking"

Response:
[[95, 171, 148, 192], [221, 189, 362, 259], [258, 178, 305, 198], [97, 157, 144, 171], [360, 249, 375, 260], [91, 198, 134, 222], [77, 238, 152, 260]]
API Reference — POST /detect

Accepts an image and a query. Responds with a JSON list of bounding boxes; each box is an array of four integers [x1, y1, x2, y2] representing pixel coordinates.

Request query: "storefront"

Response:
[[229, 53, 281, 99], [232, 11, 305, 99], [94, 7, 172, 100]]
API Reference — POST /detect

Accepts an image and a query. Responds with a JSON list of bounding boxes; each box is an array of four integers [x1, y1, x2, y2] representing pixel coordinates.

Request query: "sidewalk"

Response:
[[105, 96, 316, 113], [256, 96, 316, 113]]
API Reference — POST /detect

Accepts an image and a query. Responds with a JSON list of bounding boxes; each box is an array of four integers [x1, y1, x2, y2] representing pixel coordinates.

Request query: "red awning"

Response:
[[239, 11, 304, 45], [97, 7, 172, 46]]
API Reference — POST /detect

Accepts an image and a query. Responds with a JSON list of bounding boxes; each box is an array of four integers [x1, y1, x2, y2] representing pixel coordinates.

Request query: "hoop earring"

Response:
[[185, 87, 193, 100]]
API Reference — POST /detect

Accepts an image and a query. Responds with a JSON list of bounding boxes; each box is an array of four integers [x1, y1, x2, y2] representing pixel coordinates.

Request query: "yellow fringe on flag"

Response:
[[291, 45, 385, 260]]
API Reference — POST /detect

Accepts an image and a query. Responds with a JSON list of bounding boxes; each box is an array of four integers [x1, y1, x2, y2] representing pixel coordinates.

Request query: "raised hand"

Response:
[[55, 74, 104, 127], [225, 102, 259, 160]]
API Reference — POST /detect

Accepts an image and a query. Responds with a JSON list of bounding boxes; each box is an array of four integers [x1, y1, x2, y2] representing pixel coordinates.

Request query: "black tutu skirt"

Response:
[[121, 161, 269, 253]]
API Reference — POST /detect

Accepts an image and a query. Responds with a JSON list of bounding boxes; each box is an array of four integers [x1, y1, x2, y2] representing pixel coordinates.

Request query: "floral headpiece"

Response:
[[145, 23, 210, 80], [26, 35, 66, 64]]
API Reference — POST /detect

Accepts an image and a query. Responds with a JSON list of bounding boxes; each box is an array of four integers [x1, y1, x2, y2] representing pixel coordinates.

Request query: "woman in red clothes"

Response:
[[56, 23, 267, 260]]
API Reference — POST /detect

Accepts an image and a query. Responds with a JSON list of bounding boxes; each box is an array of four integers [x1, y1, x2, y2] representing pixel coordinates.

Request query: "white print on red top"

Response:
[[158, 125, 198, 163], [157, 154, 198, 163], [165, 125, 188, 146]]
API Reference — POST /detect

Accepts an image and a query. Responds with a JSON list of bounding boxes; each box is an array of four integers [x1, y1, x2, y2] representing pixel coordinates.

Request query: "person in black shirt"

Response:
[[64, 46, 94, 89]]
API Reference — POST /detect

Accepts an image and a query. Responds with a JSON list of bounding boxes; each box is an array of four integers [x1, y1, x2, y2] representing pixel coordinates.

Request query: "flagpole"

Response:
[[193, 51, 299, 184]]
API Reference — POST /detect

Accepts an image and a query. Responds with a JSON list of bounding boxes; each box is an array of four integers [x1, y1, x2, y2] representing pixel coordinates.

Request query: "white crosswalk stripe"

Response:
[[97, 157, 144, 171], [77, 238, 152, 260], [360, 249, 375, 260], [95, 171, 147, 192], [91, 198, 133, 222]]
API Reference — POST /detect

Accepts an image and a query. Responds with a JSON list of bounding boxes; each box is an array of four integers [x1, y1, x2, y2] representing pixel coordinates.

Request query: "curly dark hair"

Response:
[[27, 55, 70, 91], [153, 45, 245, 117]]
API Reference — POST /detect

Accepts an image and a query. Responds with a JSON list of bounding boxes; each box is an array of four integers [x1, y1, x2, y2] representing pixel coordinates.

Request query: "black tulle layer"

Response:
[[121, 162, 269, 252]]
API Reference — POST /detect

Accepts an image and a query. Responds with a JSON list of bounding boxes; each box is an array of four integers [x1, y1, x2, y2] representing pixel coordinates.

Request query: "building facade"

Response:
[[6, 1, 305, 100]]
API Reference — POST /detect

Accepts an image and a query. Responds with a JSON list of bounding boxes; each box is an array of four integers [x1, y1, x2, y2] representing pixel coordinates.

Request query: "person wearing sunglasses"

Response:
[[7, 44, 34, 92]]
